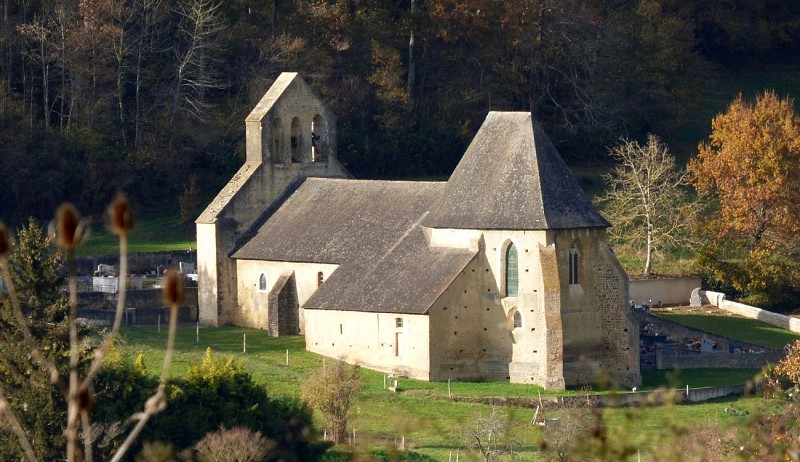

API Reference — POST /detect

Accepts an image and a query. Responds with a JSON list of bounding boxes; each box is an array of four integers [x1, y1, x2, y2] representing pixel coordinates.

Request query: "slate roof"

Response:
[[231, 112, 607, 314], [422, 112, 610, 230], [232, 178, 477, 313]]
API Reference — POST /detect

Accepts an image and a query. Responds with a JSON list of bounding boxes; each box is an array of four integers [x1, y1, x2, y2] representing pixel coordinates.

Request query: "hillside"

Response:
[[1, 1, 799, 228]]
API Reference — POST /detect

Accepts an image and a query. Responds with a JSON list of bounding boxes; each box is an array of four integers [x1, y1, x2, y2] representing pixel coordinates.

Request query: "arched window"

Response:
[[312, 114, 327, 162], [270, 117, 283, 163], [259, 273, 267, 291], [569, 242, 579, 285], [505, 242, 519, 296], [317, 271, 324, 287], [513, 310, 522, 329], [290, 117, 302, 162]]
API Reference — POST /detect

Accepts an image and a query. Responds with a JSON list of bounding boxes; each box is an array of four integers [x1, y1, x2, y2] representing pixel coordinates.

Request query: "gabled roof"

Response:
[[245, 72, 326, 123], [422, 112, 609, 230], [233, 178, 476, 313], [304, 226, 476, 314]]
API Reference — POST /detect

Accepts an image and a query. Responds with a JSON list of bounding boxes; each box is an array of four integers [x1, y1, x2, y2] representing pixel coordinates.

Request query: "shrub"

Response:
[[142, 348, 327, 461], [194, 426, 273, 462]]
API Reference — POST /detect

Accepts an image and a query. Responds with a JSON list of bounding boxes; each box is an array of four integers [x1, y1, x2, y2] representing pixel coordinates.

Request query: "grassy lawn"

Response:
[[117, 327, 765, 460], [79, 214, 196, 256], [653, 310, 800, 349]]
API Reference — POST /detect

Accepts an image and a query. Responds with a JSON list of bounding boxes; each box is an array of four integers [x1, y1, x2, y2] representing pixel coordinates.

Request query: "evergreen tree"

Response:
[[0, 218, 72, 460]]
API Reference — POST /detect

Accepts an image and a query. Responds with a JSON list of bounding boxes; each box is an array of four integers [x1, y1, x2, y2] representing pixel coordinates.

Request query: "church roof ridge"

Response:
[[422, 111, 609, 230]]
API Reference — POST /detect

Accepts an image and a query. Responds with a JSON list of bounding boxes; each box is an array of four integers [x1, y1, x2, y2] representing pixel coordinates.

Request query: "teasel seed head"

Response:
[[163, 270, 185, 306], [108, 195, 134, 236], [54, 204, 85, 251], [76, 388, 95, 412], [0, 222, 9, 257]]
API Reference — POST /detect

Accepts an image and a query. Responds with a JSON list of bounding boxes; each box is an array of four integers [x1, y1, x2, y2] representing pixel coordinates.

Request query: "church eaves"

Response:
[[422, 112, 610, 230]]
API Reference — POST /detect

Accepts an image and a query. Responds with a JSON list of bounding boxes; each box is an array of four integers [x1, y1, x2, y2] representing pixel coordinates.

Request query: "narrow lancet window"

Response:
[[505, 243, 519, 296], [569, 243, 579, 285], [259, 273, 267, 291]]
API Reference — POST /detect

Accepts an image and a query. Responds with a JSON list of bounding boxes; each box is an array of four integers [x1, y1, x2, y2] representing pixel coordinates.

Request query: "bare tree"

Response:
[[129, 0, 168, 148], [170, 0, 224, 129], [465, 406, 520, 462], [598, 134, 695, 277], [16, 15, 52, 130]]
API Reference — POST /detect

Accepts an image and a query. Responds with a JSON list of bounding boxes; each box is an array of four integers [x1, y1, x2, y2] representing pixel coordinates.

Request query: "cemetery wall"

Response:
[[701, 290, 800, 333], [629, 277, 701, 306], [655, 350, 782, 370], [75, 251, 196, 276], [77, 288, 198, 311]]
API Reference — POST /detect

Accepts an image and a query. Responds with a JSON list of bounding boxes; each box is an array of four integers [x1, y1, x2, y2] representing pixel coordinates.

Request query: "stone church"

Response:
[[196, 72, 641, 389]]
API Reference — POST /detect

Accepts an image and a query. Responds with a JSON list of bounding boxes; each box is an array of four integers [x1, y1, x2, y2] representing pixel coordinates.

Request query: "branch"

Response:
[[0, 388, 38, 462], [109, 270, 182, 462]]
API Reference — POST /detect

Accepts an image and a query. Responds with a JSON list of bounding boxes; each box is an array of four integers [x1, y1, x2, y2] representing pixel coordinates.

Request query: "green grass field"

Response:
[[117, 327, 768, 460], [79, 214, 196, 256], [653, 310, 800, 349]]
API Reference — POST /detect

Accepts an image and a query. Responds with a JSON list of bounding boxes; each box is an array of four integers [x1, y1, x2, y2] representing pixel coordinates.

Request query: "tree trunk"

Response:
[[40, 31, 50, 130], [644, 221, 653, 278], [406, 0, 416, 107]]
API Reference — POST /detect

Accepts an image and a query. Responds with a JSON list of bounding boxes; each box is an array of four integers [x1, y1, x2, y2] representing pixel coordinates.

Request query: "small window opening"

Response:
[[513, 311, 522, 328], [317, 271, 324, 287], [290, 117, 302, 162], [569, 242, 579, 285], [270, 117, 283, 163], [395, 318, 403, 328], [312, 114, 327, 162], [258, 273, 267, 291]]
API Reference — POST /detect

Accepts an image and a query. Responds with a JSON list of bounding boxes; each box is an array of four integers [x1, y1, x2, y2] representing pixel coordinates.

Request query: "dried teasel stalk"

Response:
[[110, 269, 183, 462]]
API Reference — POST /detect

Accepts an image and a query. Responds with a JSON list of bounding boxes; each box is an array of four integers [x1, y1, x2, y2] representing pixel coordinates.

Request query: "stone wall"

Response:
[[234, 259, 338, 331], [75, 251, 196, 276], [196, 73, 349, 327], [656, 350, 782, 370], [450, 383, 754, 408], [77, 288, 198, 311], [305, 309, 432, 380], [78, 306, 198, 325], [629, 277, 702, 306], [267, 271, 299, 336], [701, 290, 800, 333]]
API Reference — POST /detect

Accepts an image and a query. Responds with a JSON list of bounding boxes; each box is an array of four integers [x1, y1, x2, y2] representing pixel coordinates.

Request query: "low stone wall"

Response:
[[78, 288, 198, 310], [75, 250, 196, 276], [656, 350, 782, 370], [78, 306, 198, 325], [634, 310, 783, 370], [629, 277, 702, 306], [447, 383, 754, 408], [701, 290, 800, 334], [633, 310, 732, 352]]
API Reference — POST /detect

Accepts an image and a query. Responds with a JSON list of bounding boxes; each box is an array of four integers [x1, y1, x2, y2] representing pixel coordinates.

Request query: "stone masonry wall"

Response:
[[196, 73, 349, 327], [267, 271, 299, 336]]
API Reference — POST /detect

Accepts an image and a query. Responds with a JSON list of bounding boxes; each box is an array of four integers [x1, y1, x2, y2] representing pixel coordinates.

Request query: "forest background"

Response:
[[0, 0, 798, 228]]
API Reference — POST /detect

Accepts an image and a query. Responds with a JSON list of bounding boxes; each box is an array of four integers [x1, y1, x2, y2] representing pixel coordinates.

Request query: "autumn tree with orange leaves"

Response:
[[689, 90, 800, 308]]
